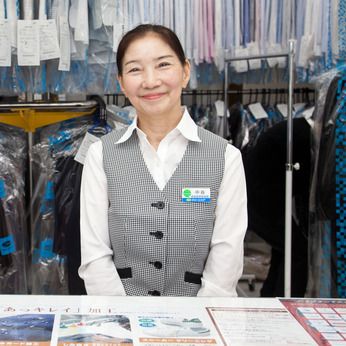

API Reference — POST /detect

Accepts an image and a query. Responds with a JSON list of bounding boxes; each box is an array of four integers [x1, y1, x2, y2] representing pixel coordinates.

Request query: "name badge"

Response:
[[181, 188, 211, 203]]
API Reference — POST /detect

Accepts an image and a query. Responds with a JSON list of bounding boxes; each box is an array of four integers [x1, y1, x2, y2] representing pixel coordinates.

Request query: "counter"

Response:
[[0, 295, 345, 345]]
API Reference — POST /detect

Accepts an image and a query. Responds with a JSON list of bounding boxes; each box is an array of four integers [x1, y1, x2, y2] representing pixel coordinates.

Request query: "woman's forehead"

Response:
[[123, 33, 174, 57]]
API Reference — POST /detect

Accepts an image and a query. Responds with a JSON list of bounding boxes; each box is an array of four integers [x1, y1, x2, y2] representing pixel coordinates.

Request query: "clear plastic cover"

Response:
[[30, 112, 113, 294], [0, 124, 28, 294], [307, 68, 340, 297]]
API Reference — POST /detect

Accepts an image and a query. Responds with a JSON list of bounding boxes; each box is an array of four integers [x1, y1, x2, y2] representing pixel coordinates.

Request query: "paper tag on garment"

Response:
[[58, 16, 71, 71], [74, 132, 100, 165], [247, 42, 261, 70], [293, 103, 306, 113], [91, 0, 103, 29], [101, 0, 117, 26], [181, 188, 211, 203], [39, 19, 60, 61], [17, 20, 40, 66], [248, 103, 268, 119], [302, 106, 315, 128], [73, 0, 89, 44], [6, 0, 17, 48], [0, 20, 11, 66], [214, 100, 230, 117], [277, 103, 288, 118], [302, 106, 315, 120], [266, 43, 286, 68], [113, 22, 125, 52], [231, 47, 249, 73], [298, 34, 314, 68]]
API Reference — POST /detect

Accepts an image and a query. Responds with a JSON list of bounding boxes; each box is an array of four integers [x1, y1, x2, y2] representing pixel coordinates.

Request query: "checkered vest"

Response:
[[101, 127, 227, 296]]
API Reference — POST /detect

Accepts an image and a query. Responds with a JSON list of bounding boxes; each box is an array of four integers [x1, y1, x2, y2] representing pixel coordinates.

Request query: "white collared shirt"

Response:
[[79, 108, 247, 296]]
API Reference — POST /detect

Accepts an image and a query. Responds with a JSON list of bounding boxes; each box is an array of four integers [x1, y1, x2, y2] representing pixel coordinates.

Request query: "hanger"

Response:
[[87, 95, 112, 135], [248, 89, 253, 104]]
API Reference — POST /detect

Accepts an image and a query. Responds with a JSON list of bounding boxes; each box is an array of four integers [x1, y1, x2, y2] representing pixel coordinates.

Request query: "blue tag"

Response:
[[44, 181, 55, 200], [39, 238, 55, 259], [0, 234, 16, 255], [0, 180, 5, 198], [182, 197, 211, 202]]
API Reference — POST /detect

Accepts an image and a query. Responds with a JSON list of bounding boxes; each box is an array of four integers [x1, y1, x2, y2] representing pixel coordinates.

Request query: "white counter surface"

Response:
[[0, 295, 344, 346]]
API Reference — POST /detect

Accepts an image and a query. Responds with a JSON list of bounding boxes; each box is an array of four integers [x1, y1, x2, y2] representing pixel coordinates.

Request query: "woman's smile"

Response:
[[141, 92, 166, 101]]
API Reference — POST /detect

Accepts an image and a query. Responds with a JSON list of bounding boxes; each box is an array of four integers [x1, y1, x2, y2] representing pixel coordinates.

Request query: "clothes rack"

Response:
[[0, 100, 97, 235], [105, 88, 314, 107], [224, 41, 296, 297]]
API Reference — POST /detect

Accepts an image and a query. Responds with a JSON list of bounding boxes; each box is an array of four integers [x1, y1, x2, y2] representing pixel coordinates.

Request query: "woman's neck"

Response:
[[137, 109, 184, 150]]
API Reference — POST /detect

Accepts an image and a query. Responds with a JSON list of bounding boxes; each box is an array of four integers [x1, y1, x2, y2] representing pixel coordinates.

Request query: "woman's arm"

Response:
[[79, 141, 126, 295], [198, 145, 247, 296]]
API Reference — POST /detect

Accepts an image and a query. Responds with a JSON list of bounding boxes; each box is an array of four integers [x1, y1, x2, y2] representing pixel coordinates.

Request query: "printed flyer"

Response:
[[207, 306, 317, 346], [0, 313, 54, 346], [134, 313, 218, 346], [57, 314, 133, 346], [281, 298, 346, 346]]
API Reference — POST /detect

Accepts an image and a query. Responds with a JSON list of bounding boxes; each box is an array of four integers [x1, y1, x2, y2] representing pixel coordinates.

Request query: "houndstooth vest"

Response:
[[101, 127, 227, 296]]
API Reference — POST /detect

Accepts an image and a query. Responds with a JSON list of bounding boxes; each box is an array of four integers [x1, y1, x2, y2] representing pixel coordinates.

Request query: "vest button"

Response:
[[155, 231, 163, 239], [153, 261, 162, 269], [151, 201, 165, 209], [149, 231, 163, 239], [148, 290, 161, 296]]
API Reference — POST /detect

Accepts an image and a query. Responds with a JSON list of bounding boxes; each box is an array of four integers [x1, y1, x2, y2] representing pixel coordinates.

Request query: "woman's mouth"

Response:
[[141, 93, 165, 100]]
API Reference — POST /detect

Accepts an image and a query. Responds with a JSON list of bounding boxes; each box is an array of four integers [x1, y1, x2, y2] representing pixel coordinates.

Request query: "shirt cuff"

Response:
[[197, 277, 238, 297]]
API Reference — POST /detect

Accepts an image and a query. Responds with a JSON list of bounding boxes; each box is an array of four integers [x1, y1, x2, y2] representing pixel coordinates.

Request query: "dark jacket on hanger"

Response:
[[243, 118, 311, 297]]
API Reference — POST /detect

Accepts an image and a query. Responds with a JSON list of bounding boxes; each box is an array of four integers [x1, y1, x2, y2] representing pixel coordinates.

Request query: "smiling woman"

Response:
[[79, 24, 248, 297], [117, 26, 191, 150]]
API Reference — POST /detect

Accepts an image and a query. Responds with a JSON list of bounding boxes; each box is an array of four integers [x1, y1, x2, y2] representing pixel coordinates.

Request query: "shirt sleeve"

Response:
[[78, 141, 126, 296], [197, 144, 247, 297]]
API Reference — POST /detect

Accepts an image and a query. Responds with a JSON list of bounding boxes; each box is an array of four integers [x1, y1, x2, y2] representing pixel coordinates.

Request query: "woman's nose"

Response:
[[142, 70, 161, 88]]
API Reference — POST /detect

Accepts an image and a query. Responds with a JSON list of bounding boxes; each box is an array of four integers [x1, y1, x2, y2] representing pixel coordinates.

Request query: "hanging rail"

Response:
[[223, 41, 296, 298], [0, 100, 97, 132], [0, 100, 97, 112]]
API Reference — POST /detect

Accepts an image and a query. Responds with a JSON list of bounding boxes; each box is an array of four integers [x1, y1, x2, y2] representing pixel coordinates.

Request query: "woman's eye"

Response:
[[158, 62, 171, 68], [128, 67, 140, 73]]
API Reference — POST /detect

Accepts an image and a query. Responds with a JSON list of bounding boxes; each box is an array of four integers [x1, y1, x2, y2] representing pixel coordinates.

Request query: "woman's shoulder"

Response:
[[197, 126, 229, 145], [197, 126, 241, 158], [101, 127, 129, 143]]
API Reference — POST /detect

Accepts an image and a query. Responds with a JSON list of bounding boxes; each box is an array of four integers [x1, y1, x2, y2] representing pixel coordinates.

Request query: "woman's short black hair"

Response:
[[116, 24, 187, 76]]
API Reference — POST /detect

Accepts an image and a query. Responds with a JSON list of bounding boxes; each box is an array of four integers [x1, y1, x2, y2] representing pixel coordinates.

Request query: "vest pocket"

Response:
[[184, 271, 202, 284], [116, 267, 132, 279]]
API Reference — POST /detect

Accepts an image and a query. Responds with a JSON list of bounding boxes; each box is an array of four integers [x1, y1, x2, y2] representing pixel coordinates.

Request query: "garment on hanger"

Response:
[[338, 0, 346, 59], [30, 109, 114, 295], [31, 116, 94, 294], [0, 124, 27, 294], [243, 118, 311, 297], [307, 69, 341, 298]]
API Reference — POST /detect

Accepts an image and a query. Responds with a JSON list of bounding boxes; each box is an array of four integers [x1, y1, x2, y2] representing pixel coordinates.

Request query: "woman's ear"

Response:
[[182, 59, 191, 88], [117, 75, 126, 96]]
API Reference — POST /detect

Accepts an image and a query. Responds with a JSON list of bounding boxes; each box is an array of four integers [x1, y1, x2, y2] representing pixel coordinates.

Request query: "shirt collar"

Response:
[[115, 116, 138, 144], [115, 107, 201, 144], [176, 107, 202, 142]]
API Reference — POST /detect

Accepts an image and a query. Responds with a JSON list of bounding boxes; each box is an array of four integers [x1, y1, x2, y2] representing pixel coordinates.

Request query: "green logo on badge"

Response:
[[183, 189, 191, 197]]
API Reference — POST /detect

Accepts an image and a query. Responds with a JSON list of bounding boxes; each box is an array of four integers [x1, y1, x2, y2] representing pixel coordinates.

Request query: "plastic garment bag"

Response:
[[306, 69, 340, 298], [0, 124, 28, 293], [31, 113, 113, 294], [31, 116, 93, 294], [31, 142, 68, 295], [243, 118, 311, 297]]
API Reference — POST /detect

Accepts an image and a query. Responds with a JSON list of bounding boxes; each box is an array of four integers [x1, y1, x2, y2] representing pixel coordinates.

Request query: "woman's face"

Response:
[[118, 33, 190, 120]]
